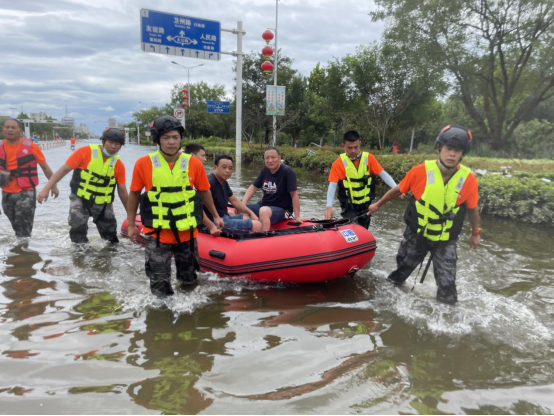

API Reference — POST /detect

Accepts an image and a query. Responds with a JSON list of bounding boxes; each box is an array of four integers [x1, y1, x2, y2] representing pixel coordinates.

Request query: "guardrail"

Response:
[[38, 141, 68, 151]]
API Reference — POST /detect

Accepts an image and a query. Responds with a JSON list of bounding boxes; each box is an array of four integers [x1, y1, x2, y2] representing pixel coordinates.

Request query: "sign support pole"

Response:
[[221, 21, 245, 166], [272, 0, 279, 147]]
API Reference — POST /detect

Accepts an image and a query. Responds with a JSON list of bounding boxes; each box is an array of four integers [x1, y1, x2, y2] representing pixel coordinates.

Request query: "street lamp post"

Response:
[[171, 62, 204, 114], [261, 0, 280, 146], [272, 0, 279, 147], [138, 101, 156, 145]]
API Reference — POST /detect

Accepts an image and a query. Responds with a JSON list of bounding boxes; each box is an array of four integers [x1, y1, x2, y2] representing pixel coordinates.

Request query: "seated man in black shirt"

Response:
[[203, 155, 262, 235], [242, 147, 305, 231]]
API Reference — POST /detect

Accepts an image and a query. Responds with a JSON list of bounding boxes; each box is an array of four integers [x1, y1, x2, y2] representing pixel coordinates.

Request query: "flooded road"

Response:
[[1, 142, 553, 414]]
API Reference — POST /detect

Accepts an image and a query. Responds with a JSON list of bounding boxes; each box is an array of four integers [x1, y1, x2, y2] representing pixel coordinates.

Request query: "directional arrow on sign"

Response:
[[167, 31, 198, 46]]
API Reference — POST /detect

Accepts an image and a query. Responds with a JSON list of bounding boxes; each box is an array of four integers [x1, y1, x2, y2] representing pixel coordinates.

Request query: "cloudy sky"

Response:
[[0, 0, 383, 134]]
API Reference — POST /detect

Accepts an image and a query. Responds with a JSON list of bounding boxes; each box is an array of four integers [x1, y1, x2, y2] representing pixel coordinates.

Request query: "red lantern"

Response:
[[261, 60, 274, 74], [262, 30, 274, 45], [262, 46, 274, 60], [182, 102, 189, 108], [182, 95, 189, 101], [182, 88, 188, 93]]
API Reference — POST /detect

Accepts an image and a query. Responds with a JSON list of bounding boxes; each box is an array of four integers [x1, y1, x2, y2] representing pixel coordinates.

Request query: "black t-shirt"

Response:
[[252, 164, 297, 211], [204, 173, 233, 222]]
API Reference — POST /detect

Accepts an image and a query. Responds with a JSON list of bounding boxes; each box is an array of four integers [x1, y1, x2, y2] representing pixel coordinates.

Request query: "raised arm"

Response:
[[367, 185, 402, 215], [37, 163, 72, 203]]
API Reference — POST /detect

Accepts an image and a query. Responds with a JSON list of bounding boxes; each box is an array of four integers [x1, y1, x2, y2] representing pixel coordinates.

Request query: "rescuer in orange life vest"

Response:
[[126, 115, 223, 297], [0, 119, 59, 237], [367, 125, 481, 303], [36, 128, 128, 244]]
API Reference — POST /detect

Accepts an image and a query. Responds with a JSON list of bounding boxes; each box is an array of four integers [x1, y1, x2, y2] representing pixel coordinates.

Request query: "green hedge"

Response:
[[478, 175, 554, 224], [198, 139, 554, 225]]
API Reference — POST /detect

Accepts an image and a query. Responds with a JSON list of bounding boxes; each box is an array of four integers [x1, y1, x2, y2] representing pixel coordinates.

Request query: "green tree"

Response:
[[343, 43, 443, 149], [16, 112, 29, 119], [511, 119, 554, 158], [372, 0, 554, 150], [132, 105, 169, 144], [237, 51, 297, 144]]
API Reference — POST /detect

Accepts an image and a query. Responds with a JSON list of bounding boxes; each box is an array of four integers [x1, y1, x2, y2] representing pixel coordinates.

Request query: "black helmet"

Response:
[[150, 115, 184, 144], [435, 125, 472, 155], [101, 128, 125, 145]]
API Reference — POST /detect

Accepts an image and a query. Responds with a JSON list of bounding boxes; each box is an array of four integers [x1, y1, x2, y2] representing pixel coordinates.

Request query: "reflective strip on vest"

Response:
[[340, 152, 372, 205], [416, 160, 471, 241], [145, 151, 197, 231], [0, 138, 38, 189], [75, 144, 119, 204]]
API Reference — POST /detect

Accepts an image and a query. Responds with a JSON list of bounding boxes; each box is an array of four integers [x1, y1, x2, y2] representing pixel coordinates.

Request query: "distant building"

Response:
[[108, 118, 116, 128], [117, 122, 128, 129], [75, 123, 90, 135], [61, 116, 75, 127], [30, 111, 49, 122]]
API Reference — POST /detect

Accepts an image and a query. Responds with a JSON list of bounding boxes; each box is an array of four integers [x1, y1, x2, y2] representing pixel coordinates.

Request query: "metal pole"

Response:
[[187, 69, 191, 115], [137, 123, 141, 146], [236, 21, 244, 165], [272, 0, 279, 146]]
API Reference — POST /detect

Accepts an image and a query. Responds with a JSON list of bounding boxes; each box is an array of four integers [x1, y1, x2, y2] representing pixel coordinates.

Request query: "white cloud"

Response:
[[98, 106, 115, 111]]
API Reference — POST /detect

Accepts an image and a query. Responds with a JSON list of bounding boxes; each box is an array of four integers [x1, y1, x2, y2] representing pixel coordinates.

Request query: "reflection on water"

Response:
[[1, 144, 554, 414]]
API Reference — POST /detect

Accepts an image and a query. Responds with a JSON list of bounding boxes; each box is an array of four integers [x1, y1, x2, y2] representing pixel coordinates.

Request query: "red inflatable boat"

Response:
[[121, 215, 376, 284]]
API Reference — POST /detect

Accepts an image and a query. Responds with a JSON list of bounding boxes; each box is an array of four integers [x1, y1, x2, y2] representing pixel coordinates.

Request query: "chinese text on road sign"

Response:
[[207, 101, 231, 114], [140, 9, 221, 61]]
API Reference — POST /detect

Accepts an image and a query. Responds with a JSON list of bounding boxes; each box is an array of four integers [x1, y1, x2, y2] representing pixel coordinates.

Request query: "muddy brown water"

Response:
[[1, 142, 553, 414]]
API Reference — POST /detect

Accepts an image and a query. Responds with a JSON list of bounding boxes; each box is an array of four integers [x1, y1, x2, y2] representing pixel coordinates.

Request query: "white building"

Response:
[[30, 112, 49, 121], [108, 118, 116, 128], [61, 116, 75, 127], [75, 123, 90, 135]]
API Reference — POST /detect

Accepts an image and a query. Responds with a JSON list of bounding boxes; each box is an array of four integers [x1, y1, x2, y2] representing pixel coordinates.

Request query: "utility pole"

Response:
[[272, 0, 279, 146], [221, 21, 245, 165]]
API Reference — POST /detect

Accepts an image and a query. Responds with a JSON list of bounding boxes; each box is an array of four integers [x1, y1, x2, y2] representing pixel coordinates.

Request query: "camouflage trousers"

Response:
[[1, 190, 36, 237], [388, 228, 459, 303], [144, 235, 200, 297], [342, 205, 371, 229], [68, 193, 118, 243]]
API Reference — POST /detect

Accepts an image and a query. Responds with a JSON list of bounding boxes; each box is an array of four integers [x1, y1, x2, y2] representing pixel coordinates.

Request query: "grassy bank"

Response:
[[193, 138, 554, 226]]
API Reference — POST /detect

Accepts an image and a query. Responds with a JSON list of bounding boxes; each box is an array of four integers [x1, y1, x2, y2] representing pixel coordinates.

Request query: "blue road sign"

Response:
[[207, 101, 231, 114], [140, 9, 221, 61]]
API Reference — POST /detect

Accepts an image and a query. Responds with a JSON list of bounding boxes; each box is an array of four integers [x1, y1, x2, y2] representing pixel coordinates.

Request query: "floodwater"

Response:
[[1, 142, 553, 415]]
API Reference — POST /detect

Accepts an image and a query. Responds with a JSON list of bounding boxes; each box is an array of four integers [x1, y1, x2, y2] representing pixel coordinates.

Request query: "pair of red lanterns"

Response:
[[261, 30, 274, 74], [181, 88, 189, 108]]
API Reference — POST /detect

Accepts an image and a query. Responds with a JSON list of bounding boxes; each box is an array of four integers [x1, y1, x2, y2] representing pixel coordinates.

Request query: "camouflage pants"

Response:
[[1, 190, 36, 237], [68, 193, 118, 243], [388, 228, 459, 303], [342, 205, 371, 229], [144, 235, 200, 297]]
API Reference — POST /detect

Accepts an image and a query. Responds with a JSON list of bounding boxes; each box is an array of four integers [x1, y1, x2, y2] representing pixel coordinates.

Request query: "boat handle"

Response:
[[209, 250, 226, 260]]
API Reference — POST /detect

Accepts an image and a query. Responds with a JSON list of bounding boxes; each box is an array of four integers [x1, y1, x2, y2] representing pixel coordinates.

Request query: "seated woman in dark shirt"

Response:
[[242, 147, 306, 231], [203, 155, 262, 236]]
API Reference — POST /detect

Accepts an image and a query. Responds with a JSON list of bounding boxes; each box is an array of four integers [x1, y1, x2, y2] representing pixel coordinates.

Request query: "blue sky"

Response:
[[0, 0, 383, 134]]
